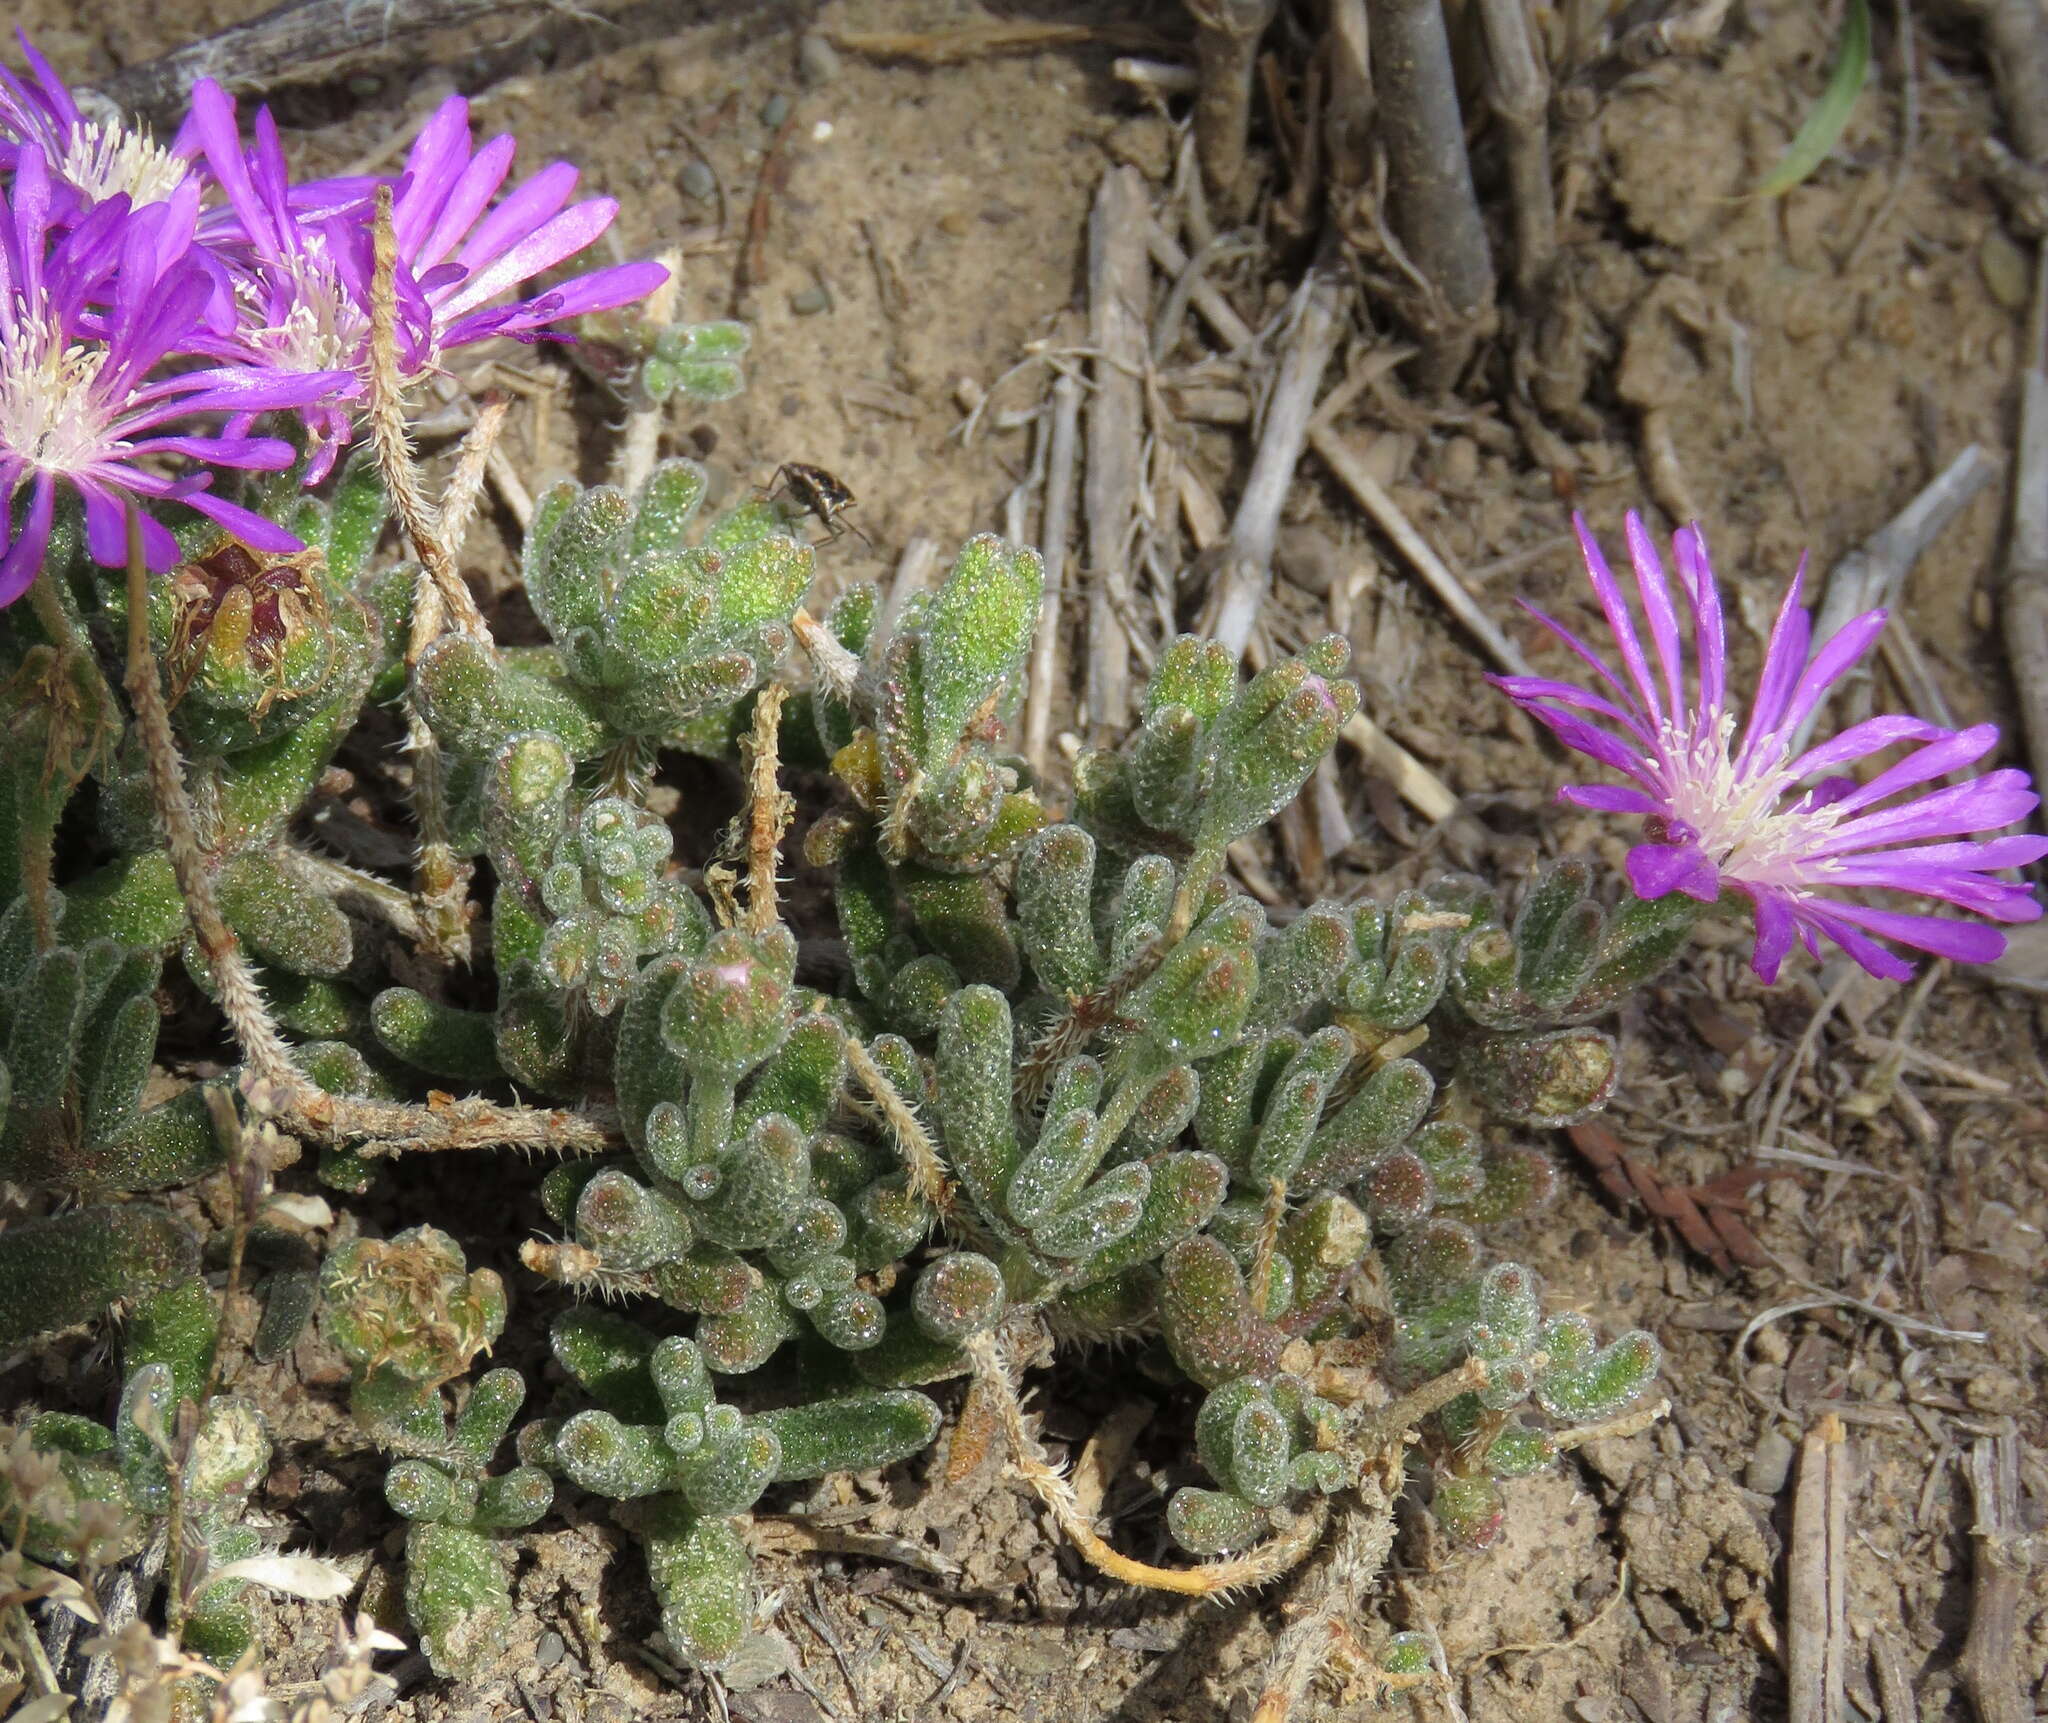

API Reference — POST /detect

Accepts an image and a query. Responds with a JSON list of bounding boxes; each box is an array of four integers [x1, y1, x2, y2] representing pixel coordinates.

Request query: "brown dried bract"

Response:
[[164, 538, 329, 715], [1566, 1118, 1777, 1273]]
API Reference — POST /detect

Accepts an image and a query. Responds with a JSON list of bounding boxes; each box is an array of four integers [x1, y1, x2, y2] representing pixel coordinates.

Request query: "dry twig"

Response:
[[966, 1330, 1327, 1596], [1025, 372, 1082, 776], [1796, 445, 1998, 750], [1366, 0, 1497, 389], [2000, 247, 2048, 796], [1207, 259, 1349, 656], [1474, 0, 1557, 296], [1084, 168, 1151, 739], [1787, 1413, 1851, 1723], [1186, 0, 1280, 222], [831, 23, 1166, 66], [1311, 429, 1533, 677], [1956, 1433, 2032, 1723], [90, 0, 598, 115]]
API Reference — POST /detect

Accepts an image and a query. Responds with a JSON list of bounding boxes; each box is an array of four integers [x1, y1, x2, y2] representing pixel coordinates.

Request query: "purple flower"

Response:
[[0, 146, 351, 605], [0, 32, 195, 213], [189, 82, 667, 482], [1490, 512, 2048, 983]]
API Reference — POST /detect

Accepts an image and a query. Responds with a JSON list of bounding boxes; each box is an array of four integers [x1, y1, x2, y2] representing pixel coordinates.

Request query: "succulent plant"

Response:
[[0, 80, 1808, 1694], [318, 1226, 552, 1680]]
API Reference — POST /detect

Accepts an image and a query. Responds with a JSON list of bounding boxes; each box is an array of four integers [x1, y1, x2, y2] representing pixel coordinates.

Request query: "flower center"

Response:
[[238, 244, 368, 377], [1655, 710, 1846, 887], [58, 118, 186, 208], [0, 305, 118, 474]]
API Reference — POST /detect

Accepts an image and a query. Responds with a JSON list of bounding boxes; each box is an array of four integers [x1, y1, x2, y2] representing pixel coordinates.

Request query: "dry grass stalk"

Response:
[[1366, 0, 1498, 390], [1786, 1412, 1851, 1723], [1474, 0, 1558, 296], [1185, 0, 1280, 222], [614, 249, 682, 497], [439, 394, 512, 558], [1248, 1482, 1399, 1723], [369, 189, 483, 958], [1206, 259, 1349, 657], [1956, 1433, 2031, 1723], [1083, 167, 1152, 738], [1025, 371, 1082, 776], [1311, 428, 1534, 678], [367, 190, 484, 640], [1797, 444, 1997, 750], [122, 514, 300, 1100], [2000, 247, 2048, 797]]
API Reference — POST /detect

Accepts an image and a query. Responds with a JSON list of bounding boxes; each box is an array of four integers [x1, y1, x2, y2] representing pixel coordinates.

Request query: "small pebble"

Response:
[[1746, 1428, 1795, 1496], [535, 1630, 566, 1670], [679, 159, 716, 202], [760, 91, 791, 129], [797, 32, 841, 86], [789, 285, 831, 316], [1980, 228, 2032, 311], [1438, 435, 1481, 488]]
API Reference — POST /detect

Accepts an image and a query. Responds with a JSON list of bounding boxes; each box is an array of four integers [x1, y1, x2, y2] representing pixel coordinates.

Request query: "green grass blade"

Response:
[[1756, 0, 1872, 197]]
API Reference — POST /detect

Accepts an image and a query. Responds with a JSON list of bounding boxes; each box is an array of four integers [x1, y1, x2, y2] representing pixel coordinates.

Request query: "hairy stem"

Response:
[[967, 1330, 1327, 1595]]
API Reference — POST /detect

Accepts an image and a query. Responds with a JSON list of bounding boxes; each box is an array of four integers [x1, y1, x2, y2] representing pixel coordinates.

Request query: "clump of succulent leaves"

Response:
[[0, 366, 1672, 1685], [1, 1279, 276, 1678]]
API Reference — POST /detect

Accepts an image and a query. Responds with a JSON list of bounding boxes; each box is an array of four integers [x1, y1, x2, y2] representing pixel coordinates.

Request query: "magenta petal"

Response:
[[0, 472, 54, 602], [1559, 783, 1662, 814], [1809, 900, 2011, 966], [494, 258, 667, 322], [1574, 512, 1662, 723], [1821, 774, 2042, 851], [1783, 713, 1955, 781], [1765, 607, 1888, 749], [435, 196, 617, 320], [1626, 842, 1720, 902], [1738, 556, 1811, 760], [1825, 724, 2003, 816], [1488, 674, 1656, 742], [413, 131, 518, 271], [1746, 889, 1798, 985], [1526, 708, 1655, 781], [1672, 525, 1725, 716], [450, 160, 580, 275], [1514, 598, 1648, 718], [1624, 510, 1685, 720], [179, 490, 304, 552]]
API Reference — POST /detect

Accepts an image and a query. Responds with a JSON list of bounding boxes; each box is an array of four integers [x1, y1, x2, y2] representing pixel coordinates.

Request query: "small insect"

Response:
[[765, 461, 872, 552]]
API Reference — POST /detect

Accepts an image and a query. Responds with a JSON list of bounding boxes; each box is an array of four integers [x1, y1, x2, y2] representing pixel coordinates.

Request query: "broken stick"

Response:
[[1083, 167, 1151, 740], [1786, 1412, 1850, 1723]]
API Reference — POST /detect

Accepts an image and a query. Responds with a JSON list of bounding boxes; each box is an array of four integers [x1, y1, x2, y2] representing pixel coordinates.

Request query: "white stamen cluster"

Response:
[[0, 308, 116, 473], [1655, 710, 1845, 888], [58, 117, 186, 208]]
